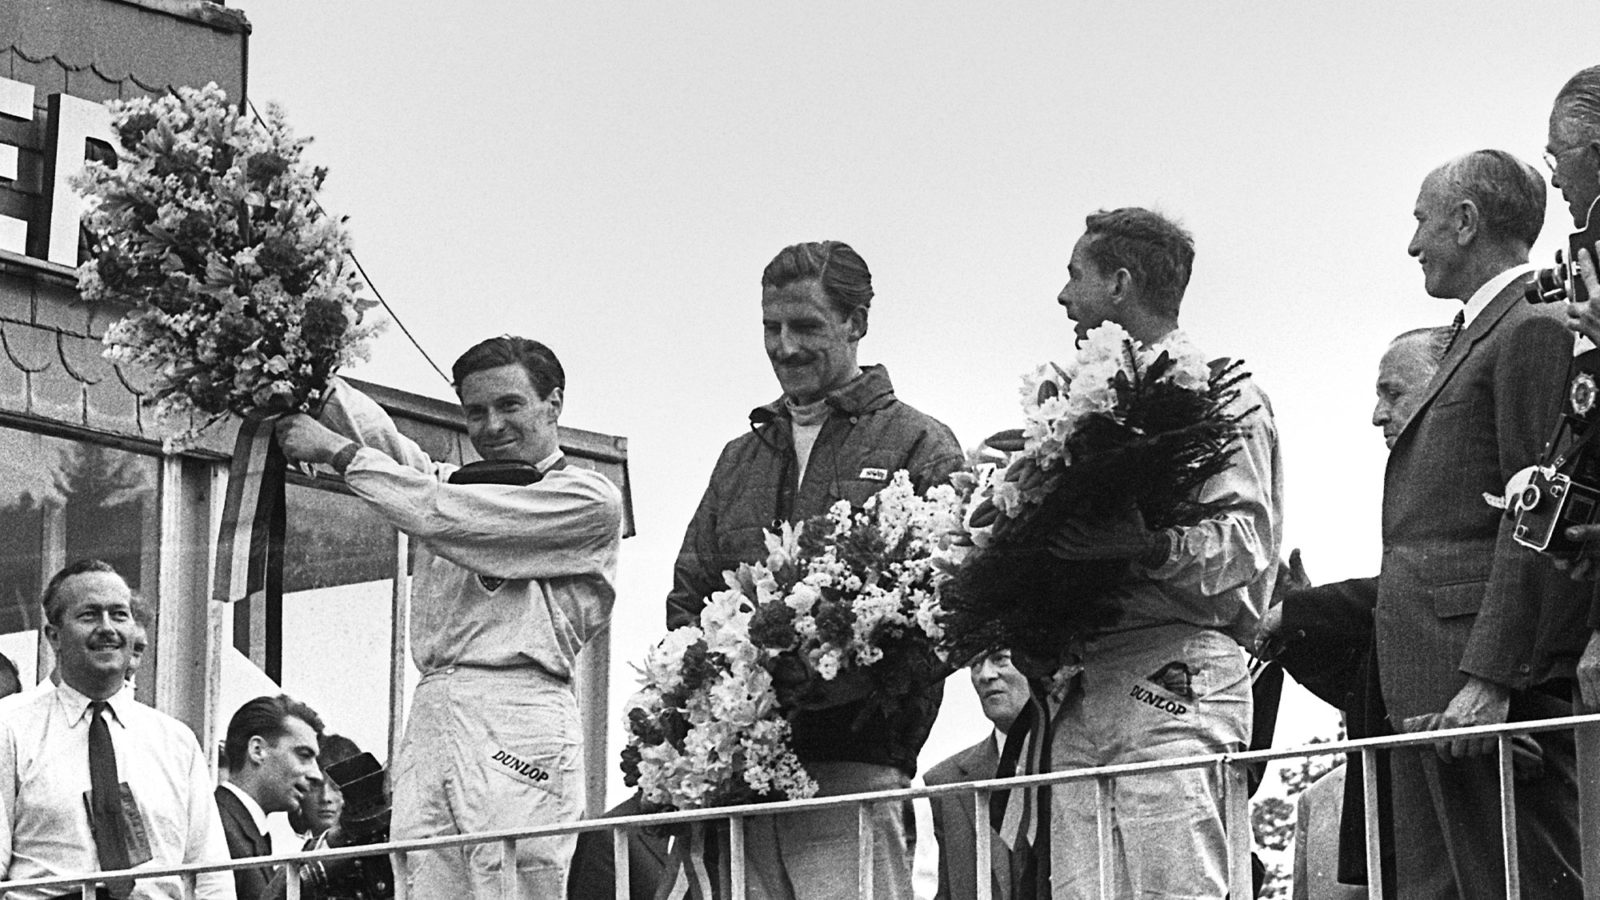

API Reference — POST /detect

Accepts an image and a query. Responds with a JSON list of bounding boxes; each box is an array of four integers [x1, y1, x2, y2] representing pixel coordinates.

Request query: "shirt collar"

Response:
[[533, 449, 564, 473], [55, 680, 131, 729], [220, 780, 273, 836], [1461, 262, 1536, 328]]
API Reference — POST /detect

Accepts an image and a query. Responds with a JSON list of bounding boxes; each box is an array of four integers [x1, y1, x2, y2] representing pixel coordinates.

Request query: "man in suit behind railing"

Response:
[[924, 650, 1035, 900]]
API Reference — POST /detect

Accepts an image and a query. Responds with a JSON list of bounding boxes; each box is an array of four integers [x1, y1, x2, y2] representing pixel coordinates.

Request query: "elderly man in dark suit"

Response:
[[924, 650, 1034, 900], [1377, 149, 1589, 898]]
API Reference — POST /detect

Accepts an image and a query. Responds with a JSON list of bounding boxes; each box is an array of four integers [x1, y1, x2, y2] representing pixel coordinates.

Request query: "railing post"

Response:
[[1096, 775, 1115, 898], [285, 862, 301, 900], [1575, 707, 1600, 900], [857, 801, 874, 897], [79, 882, 92, 900], [391, 851, 409, 900], [500, 838, 519, 899], [182, 871, 197, 900], [973, 788, 994, 900], [1497, 734, 1520, 899], [1221, 758, 1251, 899], [1361, 747, 1383, 900], [613, 827, 631, 900], [729, 815, 747, 900]]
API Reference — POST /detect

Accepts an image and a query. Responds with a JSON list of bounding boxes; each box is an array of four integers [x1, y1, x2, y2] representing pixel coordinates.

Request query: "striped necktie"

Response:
[[1445, 308, 1466, 354]]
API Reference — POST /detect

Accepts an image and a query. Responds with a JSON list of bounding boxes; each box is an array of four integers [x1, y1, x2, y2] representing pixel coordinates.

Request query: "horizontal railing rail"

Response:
[[8, 711, 1600, 899]]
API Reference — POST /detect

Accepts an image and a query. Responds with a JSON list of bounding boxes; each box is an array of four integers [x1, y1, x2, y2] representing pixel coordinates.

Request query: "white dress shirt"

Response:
[[0, 681, 235, 899], [1462, 262, 1537, 329]]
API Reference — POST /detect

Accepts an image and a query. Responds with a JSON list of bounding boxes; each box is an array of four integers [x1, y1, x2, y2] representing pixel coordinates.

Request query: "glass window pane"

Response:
[[275, 482, 399, 759], [0, 428, 158, 688]]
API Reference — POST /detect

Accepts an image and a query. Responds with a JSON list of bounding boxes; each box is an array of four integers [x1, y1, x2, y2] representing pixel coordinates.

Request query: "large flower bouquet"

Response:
[[939, 323, 1252, 670], [742, 470, 966, 718], [622, 471, 966, 812], [74, 82, 381, 444], [621, 590, 816, 812]]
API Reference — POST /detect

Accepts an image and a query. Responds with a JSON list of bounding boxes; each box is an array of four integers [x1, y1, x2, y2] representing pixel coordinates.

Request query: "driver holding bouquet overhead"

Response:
[[274, 337, 623, 900], [1048, 208, 1284, 900], [667, 241, 963, 899]]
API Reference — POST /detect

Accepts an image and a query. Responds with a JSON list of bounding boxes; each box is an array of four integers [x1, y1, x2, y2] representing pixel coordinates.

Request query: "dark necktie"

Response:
[[1445, 308, 1466, 354], [88, 701, 134, 898]]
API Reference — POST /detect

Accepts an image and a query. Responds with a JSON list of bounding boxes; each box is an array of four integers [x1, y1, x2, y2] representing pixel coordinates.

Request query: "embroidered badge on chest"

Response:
[[478, 575, 505, 592], [858, 467, 889, 481]]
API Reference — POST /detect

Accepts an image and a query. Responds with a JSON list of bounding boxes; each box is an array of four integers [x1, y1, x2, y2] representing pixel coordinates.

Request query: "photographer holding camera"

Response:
[[1531, 65, 1600, 712]]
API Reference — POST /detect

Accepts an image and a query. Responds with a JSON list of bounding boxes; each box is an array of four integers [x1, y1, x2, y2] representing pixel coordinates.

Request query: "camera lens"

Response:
[[1521, 484, 1543, 511]]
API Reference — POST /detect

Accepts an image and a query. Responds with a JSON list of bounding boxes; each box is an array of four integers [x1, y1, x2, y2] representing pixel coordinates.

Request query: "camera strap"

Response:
[[1543, 352, 1600, 474]]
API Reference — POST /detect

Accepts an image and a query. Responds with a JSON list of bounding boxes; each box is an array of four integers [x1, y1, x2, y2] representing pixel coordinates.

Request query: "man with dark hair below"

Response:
[[215, 695, 323, 900], [924, 650, 1034, 900], [0, 559, 235, 899], [1049, 207, 1283, 900], [667, 241, 963, 898], [1378, 150, 1588, 897], [275, 335, 623, 900]]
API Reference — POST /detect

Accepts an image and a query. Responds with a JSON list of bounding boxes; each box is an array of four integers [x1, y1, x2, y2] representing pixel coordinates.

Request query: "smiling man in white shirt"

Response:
[[0, 559, 235, 900]]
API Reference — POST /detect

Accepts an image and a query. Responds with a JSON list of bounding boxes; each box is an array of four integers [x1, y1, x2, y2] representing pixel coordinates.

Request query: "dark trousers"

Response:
[[1388, 689, 1582, 899]]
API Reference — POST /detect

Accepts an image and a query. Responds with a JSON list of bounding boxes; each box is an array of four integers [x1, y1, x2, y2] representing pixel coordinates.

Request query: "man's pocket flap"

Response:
[[1431, 580, 1485, 618]]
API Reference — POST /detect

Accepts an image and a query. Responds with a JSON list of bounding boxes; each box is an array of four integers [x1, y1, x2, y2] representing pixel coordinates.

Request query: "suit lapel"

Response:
[[1391, 273, 1531, 454], [218, 786, 269, 855]]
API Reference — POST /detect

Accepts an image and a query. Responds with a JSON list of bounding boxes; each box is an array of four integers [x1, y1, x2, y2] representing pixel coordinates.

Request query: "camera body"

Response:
[[1514, 361, 1600, 557], [1512, 468, 1600, 554], [297, 753, 394, 900], [1525, 198, 1600, 306]]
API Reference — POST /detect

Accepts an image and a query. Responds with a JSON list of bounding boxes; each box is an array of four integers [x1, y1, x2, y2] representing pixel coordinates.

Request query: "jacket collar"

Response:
[[749, 365, 896, 427], [1391, 269, 1534, 453]]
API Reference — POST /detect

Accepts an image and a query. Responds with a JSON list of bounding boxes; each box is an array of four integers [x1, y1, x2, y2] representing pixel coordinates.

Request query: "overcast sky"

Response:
[[241, 1, 1600, 800]]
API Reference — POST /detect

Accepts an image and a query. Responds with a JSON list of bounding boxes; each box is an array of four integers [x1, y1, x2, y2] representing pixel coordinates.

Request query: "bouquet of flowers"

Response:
[[939, 322, 1252, 670], [621, 471, 966, 812], [740, 470, 965, 720], [74, 82, 381, 445], [622, 587, 817, 812]]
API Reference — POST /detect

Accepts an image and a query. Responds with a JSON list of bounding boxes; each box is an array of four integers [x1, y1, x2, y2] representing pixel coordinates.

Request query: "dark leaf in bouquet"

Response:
[[812, 599, 855, 647], [659, 707, 689, 749], [939, 542, 1128, 667], [619, 744, 642, 787], [985, 428, 1027, 453], [780, 665, 875, 712], [1144, 350, 1175, 383], [303, 296, 350, 347], [748, 601, 798, 649], [678, 640, 716, 693], [969, 498, 1001, 529], [256, 237, 311, 292], [793, 520, 834, 564], [246, 151, 290, 186], [1036, 379, 1059, 404], [626, 707, 662, 743], [116, 111, 161, 152]]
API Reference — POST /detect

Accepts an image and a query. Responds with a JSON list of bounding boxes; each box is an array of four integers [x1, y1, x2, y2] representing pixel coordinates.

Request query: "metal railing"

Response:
[[7, 712, 1600, 899]]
